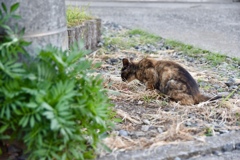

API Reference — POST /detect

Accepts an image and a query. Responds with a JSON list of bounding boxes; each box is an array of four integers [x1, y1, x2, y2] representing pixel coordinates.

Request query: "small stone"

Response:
[[141, 125, 150, 132], [219, 62, 229, 68], [118, 25, 123, 30], [134, 46, 140, 50], [213, 84, 220, 89], [143, 46, 148, 51], [235, 143, 240, 150], [97, 42, 103, 47], [134, 131, 145, 137], [157, 43, 164, 48], [174, 157, 181, 160], [229, 85, 238, 90], [185, 121, 192, 126], [114, 124, 122, 130], [157, 127, 163, 133], [213, 150, 222, 156], [142, 119, 150, 125], [113, 23, 119, 28], [160, 47, 166, 50], [145, 49, 150, 53], [148, 130, 158, 137], [110, 58, 118, 65], [228, 77, 235, 83], [219, 129, 229, 134], [218, 92, 230, 97], [222, 144, 234, 152], [186, 57, 194, 62], [188, 113, 195, 118], [127, 131, 134, 136], [119, 130, 128, 137], [150, 48, 157, 53], [138, 101, 144, 105]]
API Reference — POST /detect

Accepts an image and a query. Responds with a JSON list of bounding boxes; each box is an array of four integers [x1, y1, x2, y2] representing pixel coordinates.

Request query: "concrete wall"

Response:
[[1, 0, 68, 56]]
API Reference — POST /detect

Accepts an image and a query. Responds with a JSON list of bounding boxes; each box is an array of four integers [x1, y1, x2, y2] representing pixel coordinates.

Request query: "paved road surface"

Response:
[[66, 1, 240, 58]]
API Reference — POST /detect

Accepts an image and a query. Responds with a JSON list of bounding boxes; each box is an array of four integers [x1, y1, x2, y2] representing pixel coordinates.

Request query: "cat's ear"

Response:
[[122, 58, 130, 67]]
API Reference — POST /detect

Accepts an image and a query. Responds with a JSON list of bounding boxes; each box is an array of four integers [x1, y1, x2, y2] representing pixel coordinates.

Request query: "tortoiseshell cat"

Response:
[[121, 58, 221, 105]]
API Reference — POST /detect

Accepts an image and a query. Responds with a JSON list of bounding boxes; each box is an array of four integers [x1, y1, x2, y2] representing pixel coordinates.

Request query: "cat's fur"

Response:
[[121, 58, 221, 105]]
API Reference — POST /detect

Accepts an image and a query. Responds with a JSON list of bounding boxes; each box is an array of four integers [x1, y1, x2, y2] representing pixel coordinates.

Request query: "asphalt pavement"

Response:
[[66, 1, 240, 58]]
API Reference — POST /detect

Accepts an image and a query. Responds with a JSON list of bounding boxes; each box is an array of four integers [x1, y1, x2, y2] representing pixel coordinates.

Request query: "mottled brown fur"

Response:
[[121, 58, 220, 105]]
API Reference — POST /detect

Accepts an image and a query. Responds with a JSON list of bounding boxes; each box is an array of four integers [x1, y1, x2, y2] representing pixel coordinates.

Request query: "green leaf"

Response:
[[1, 3, 7, 13], [12, 14, 21, 19], [41, 102, 53, 111], [50, 152, 61, 159], [113, 118, 123, 123], [26, 102, 37, 109], [0, 135, 10, 140], [0, 124, 8, 133], [30, 115, 35, 127], [10, 3, 19, 13], [35, 114, 41, 122], [19, 116, 29, 127], [26, 73, 37, 80], [61, 153, 67, 160], [50, 119, 59, 130], [20, 40, 31, 46], [43, 111, 54, 119]]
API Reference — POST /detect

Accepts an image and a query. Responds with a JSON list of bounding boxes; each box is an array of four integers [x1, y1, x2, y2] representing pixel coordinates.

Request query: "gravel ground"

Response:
[[94, 21, 240, 159]]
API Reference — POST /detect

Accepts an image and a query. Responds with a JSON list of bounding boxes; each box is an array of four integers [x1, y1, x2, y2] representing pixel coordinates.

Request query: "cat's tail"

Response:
[[195, 94, 222, 104]]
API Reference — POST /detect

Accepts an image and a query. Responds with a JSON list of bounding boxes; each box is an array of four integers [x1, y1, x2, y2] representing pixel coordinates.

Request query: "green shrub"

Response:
[[66, 5, 93, 27], [0, 2, 112, 159]]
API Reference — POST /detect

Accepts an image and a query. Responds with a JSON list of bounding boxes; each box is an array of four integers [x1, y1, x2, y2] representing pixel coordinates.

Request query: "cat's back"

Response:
[[137, 58, 198, 88], [138, 58, 158, 69], [155, 59, 200, 95]]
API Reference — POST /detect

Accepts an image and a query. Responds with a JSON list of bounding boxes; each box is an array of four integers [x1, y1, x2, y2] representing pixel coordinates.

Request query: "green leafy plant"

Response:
[[0, 2, 112, 159], [205, 127, 213, 136], [143, 95, 152, 103], [66, 5, 93, 27]]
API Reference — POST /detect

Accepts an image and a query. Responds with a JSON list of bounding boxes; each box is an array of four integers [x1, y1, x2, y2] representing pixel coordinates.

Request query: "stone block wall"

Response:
[[67, 18, 101, 50]]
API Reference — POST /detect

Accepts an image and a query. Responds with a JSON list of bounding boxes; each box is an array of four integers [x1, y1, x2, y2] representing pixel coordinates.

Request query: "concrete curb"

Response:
[[76, 0, 234, 3], [98, 131, 240, 160]]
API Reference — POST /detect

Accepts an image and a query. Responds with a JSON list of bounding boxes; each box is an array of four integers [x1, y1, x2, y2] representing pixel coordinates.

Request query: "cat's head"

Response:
[[121, 58, 137, 82]]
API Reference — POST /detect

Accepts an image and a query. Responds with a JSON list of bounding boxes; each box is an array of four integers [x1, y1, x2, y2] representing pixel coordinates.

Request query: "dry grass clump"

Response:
[[66, 6, 93, 27]]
